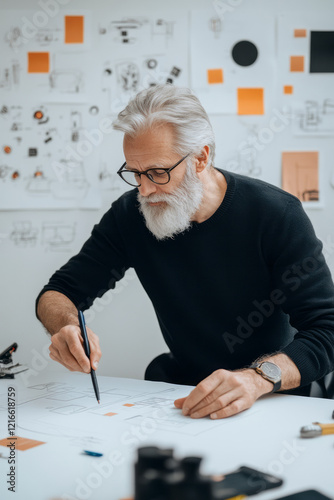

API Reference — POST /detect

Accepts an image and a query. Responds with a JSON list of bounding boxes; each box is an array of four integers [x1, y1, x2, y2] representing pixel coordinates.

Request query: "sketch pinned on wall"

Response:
[[42, 222, 76, 252], [0, 102, 101, 209], [277, 14, 334, 109], [10, 221, 38, 247], [209, 17, 222, 39], [98, 163, 125, 193], [0, 60, 20, 89], [292, 99, 334, 136], [190, 10, 275, 114]]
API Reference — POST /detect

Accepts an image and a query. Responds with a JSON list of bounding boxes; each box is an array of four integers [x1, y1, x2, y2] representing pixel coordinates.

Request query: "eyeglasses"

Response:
[[117, 154, 189, 187]]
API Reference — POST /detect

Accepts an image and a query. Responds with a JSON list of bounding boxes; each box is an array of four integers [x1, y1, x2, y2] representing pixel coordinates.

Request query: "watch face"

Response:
[[261, 362, 281, 381]]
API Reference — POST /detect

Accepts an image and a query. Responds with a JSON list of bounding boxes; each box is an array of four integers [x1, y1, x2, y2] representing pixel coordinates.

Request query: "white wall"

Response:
[[1, 0, 333, 380]]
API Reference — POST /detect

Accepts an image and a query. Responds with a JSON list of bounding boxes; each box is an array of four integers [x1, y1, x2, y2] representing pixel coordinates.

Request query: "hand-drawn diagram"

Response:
[[41, 222, 76, 252], [293, 98, 334, 136], [10, 221, 38, 246]]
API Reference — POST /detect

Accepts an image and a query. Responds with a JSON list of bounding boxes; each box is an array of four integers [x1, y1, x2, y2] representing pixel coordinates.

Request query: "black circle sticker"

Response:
[[232, 40, 258, 67]]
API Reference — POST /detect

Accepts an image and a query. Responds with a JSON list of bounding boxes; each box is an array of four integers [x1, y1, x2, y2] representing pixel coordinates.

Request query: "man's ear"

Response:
[[194, 146, 210, 174]]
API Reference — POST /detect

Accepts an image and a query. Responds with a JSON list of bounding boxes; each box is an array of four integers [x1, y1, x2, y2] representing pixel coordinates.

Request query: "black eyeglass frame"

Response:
[[117, 154, 189, 187]]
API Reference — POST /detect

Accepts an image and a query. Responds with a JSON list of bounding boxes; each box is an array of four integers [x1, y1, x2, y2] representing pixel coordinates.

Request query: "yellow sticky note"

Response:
[[28, 52, 49, 73], [290, 56, 304, 72], [65, 16, 84, 44], [207, 68, 223, 84], [237, 88, 264, 115]]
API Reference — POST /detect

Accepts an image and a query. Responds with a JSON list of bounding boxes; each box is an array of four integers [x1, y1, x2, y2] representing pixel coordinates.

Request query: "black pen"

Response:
[[78, 310, 100, 404]]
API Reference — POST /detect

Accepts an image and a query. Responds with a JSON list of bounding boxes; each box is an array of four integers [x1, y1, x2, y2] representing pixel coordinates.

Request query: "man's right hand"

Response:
[[49, 325, 102, 373]]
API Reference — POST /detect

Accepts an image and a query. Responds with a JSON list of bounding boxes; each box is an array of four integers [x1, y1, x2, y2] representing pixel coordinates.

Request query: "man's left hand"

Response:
[[174, 368, 273, 419]]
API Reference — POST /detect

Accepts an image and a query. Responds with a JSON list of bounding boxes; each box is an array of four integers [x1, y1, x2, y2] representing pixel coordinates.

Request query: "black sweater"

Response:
[[36, 170, 334, 391]]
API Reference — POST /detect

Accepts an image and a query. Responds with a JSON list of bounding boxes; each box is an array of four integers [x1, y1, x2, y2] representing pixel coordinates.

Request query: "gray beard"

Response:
[[137, 163, 204, 240]]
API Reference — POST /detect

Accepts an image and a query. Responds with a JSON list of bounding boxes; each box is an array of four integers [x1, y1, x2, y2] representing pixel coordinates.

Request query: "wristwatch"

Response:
[[249, 361, 282, 393]]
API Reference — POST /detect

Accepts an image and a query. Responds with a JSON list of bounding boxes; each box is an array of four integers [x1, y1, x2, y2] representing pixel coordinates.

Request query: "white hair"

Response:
[[112, 84, 215, 168]]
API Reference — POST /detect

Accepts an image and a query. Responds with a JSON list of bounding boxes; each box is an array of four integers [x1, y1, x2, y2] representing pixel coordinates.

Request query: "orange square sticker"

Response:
[[207, 68, 223, 84], [290, 56, 304, 72], [294, 29, 307, 37], [28, 52, 49, 73], [0, 436, 45, 451], [284, 85, 293, 94], [104, 412, 117, 416], [237, 88, 264, 115], [65, 16, 84, 44], [123, 404, 135, 407]]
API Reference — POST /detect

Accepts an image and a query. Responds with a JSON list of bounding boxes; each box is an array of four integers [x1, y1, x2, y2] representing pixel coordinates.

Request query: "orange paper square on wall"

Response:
[[123, 404, 135, 407], [104, 412, 117, 416], [290, 56, 304, 72], [294, 29, 307, 37], [237, 88, 264, 115], [284, 85, 293, 94], [65, 16, 84, 44], [207, 69, 223, 84], [0, 436, 45, 451], [28, 52, 49, 73]]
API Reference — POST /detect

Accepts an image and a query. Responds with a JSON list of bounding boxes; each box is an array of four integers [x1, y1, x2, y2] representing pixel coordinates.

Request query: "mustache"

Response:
[[138, 193, 172, 204]]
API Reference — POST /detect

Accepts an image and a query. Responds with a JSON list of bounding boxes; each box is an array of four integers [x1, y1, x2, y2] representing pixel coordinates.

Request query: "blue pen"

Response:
[[78, 310, 100, 404]]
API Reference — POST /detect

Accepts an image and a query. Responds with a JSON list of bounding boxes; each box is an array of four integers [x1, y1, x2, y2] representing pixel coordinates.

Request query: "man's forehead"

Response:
[[123, 124, 177, 167]]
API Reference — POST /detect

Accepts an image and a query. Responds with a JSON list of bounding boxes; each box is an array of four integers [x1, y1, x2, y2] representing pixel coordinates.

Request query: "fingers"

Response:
[[181, 370, 225, 416], [188, 388, 241, 419], [174, 397, 187, 408], [86, 327, 102, 370], [49, 325, 101, 373]]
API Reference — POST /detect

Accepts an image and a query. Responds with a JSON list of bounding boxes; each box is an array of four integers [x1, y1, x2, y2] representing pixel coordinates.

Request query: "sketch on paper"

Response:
[[42, 222, 76, 252], [0, 61, 20, 89], [293, 99, 334, 136], [49, 70, 83, 94], [10, 221, 38, 247]]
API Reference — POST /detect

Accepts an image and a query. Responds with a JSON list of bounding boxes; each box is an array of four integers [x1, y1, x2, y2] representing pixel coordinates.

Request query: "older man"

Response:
[[36, 84, 334, 420]]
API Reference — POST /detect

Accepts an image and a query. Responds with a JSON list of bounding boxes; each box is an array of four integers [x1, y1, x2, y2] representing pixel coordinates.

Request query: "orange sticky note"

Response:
[[65, 16, 84, 44], [123, 404, 135, 407], [0, 436, 45, 451], [290, 56, 304, 72], [294, 29, 307, 37], [28, 52, 49, 73], [104, 412, 117, 416], [284, 85, 293, 94], [207, 68, 223, 84], [237, 88, 264, 115]]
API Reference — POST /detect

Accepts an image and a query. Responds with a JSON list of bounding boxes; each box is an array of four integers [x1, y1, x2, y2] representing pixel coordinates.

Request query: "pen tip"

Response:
[[98, 400, 100, 404]]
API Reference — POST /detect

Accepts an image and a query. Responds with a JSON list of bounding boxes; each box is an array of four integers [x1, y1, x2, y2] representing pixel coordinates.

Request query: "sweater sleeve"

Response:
[[35, 205, 131, 314], [266, 197, 334, 386]]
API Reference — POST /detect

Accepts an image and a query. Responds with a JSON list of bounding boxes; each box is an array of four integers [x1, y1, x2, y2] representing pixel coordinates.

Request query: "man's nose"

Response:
[[138, 175, 157, 197]]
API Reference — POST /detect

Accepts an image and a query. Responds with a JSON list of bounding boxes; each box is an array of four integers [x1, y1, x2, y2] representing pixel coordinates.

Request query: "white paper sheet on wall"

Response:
[[0, 103, 101, 209], [277, 13, 334, 136], [190, 10, 275, 115]]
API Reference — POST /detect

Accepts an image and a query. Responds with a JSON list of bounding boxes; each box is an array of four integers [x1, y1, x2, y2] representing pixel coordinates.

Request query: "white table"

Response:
[[0, 370, 333, 500]]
